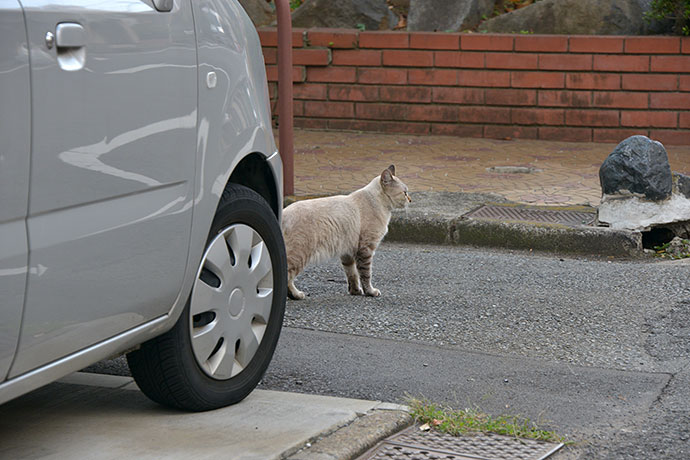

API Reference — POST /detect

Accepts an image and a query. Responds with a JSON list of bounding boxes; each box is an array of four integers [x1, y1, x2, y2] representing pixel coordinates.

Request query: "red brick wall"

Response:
[[259, 28, 690, 145]]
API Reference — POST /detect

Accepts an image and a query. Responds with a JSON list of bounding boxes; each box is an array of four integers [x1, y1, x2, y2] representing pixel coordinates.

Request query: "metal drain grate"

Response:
[[358, 426, 563, 460], [464, 205, 595, 227]]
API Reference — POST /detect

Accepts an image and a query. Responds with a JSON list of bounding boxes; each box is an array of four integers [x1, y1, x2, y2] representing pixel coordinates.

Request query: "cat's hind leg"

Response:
[[287, 265, 306, 300], [287, 277, 306, 300], [356, 245, 380, 297], [341, 254, 363, 295], [288, 281, 305, 300]]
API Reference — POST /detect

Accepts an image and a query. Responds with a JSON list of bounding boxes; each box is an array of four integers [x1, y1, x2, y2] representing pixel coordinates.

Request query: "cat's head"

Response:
[[380, 165, 411, 209]]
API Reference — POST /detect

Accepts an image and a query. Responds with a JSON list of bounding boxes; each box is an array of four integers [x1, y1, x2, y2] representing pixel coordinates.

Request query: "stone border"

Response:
[[287, 404, 412, 460]]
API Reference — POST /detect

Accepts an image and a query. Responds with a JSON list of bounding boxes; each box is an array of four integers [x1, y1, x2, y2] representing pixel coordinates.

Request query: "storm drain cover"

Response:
[[464, 205, 595, 227], [357, 426, 563, 460]]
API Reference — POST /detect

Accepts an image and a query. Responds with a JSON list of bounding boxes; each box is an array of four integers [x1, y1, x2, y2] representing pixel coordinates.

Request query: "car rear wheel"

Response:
[[127, 184, 287, 411]]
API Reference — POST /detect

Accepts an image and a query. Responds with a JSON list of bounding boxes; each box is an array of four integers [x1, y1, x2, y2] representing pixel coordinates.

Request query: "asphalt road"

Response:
[[87, 242, 690, 459]]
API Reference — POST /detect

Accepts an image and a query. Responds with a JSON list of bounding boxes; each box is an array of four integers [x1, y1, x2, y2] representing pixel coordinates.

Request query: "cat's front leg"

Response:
[[356, 246, 380, 297], [341, 255, 363, 295]]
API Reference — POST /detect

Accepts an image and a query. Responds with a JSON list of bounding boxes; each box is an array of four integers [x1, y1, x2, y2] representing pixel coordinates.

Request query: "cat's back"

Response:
[[282, 195, 360, 261], [283, 195, 358, 229]]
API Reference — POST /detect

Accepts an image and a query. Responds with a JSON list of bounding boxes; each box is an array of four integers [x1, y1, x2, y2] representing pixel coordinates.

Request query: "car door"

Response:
[[0, 0, 31, 381], [9, 0, 198, 377]]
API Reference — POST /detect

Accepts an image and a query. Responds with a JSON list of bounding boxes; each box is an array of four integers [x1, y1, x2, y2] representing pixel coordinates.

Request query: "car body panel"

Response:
[[10, 0, 198, 377], [0, 0, 31, 381], [170, 0, 280, 326], [0, 0, 282, 404]]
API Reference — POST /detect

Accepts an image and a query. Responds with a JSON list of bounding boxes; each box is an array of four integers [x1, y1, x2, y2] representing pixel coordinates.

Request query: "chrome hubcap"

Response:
[[189, 224, 273, 380]]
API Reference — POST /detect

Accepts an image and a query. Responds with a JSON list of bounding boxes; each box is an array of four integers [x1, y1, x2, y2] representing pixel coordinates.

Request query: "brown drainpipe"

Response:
[[275, 0, 294, 196]]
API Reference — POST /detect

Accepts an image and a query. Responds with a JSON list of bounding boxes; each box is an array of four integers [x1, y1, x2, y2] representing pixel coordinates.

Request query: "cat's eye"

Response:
[[403, 191, 411, 202]]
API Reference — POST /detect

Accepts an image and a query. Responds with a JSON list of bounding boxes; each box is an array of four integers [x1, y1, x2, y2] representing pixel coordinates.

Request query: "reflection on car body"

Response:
[[0, 0, 286, 411]]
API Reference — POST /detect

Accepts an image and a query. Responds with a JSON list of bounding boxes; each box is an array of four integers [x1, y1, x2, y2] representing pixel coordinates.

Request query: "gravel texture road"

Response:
[[283, 243, 689, 374]]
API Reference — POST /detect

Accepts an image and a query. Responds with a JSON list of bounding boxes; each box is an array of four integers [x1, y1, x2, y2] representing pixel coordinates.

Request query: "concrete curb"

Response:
[[287, 405, 413, 460], [383, 191, 645, 257], [388, 213, 643, 257]]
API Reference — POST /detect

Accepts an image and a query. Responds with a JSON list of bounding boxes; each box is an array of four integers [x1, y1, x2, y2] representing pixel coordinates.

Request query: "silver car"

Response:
[[0, 0, 287, 411]]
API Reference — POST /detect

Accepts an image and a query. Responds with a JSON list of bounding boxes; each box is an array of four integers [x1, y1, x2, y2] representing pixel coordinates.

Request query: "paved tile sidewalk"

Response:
[[289, 129, 690, 207]]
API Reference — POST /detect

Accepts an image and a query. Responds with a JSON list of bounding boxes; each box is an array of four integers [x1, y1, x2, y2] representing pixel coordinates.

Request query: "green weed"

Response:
[[407, 397, 569, 444]]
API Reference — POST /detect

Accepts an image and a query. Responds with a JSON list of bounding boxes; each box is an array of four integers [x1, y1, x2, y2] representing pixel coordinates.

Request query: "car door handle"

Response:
[[56, 23, 85, 48], [54, 23, 86, 71]]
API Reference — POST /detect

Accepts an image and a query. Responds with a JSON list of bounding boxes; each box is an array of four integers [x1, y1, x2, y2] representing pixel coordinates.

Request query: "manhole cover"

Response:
[[464, 205, 595, 227], [358, 426, 563, 460]]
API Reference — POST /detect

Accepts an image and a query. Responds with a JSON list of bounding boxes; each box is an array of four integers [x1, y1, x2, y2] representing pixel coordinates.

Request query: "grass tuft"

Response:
[[407, 397, 568, 444]]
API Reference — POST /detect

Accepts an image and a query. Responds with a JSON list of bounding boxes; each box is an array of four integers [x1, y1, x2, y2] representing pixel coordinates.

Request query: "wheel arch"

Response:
[[227, 152, 281, 219]]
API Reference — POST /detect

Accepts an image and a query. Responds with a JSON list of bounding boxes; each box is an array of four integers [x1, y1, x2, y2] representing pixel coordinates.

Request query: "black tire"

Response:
[[127, 184, 287, 411]]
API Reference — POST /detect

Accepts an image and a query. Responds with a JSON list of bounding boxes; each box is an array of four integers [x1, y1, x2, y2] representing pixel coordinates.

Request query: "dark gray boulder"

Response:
[[598, 136, 690, 231], [480, 0, 653, 35], [408, 0, 494, 31], [599, 135, 672, 201], [291, 0, 398, 30]]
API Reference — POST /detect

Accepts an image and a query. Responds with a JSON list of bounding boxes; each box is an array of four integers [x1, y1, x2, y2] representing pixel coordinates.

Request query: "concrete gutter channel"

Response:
[[387, 191, 644, 258]]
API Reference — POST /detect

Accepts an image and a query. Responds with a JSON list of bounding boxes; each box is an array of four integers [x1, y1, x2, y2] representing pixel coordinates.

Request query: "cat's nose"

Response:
[[404, 191, 411, 202]]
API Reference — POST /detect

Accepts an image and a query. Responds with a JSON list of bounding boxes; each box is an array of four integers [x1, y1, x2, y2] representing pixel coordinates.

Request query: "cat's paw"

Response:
[[365, 288, 381, 297], [348, 286, 364, 296], [288, 289, 306, 300]]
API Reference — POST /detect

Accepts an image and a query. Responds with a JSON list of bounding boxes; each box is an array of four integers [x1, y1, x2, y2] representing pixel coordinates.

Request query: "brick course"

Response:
[[461, 34, 514, 51], [621, 111, 677, 128], [328, 84, 379, 101], [409, 69, 458, 86], [566, 73, 620, 90], [622, 74, 678, 91], [260, 28, 690, 145], [485, 89, 536, 106], [569, 36, 624, 53], [625, 37, 680, 54], [410, 33, 460, 50], [307, 29, 357, 49], [332, 49, 381, 66]]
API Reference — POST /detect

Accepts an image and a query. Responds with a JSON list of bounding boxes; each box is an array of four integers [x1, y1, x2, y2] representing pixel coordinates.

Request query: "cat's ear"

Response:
[[381, 168, 393, 186], [387, 164, 396, 176]]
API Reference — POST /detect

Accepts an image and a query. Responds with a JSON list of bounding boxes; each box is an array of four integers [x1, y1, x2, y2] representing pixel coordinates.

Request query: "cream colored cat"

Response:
[[282, 165, 410, 300]]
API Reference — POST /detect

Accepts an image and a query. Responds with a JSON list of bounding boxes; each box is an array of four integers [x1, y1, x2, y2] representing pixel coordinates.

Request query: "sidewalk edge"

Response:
[[286, 408, 413, 460], [388, 214, 643, 257]]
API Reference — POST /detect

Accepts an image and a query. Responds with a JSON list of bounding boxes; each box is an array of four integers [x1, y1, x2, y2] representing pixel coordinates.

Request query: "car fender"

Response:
[[159, 0, 282, 333]]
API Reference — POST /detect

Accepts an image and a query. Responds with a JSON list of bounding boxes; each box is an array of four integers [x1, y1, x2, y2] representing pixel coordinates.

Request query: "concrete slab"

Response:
[[0, 373, 380, 460]]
